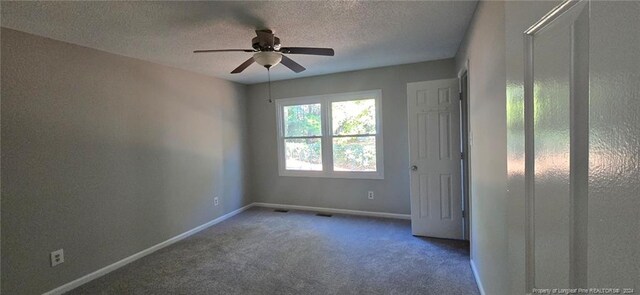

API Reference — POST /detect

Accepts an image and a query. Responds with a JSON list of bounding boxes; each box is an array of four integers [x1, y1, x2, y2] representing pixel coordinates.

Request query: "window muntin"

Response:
[[276, 90, 383, 179]]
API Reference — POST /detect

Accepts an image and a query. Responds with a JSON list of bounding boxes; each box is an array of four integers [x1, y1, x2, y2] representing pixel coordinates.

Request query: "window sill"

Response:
[[279, 170, 384, 180]]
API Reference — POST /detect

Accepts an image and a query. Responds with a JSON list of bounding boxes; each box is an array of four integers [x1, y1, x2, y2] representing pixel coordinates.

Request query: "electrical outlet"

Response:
[[367, 191, 374, 200], [214, 197, 219, 206], [51, 249, 64, 267]]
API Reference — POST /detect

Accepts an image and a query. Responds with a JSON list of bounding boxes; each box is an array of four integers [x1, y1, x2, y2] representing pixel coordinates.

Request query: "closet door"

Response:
[[523, 0, 589, 290]]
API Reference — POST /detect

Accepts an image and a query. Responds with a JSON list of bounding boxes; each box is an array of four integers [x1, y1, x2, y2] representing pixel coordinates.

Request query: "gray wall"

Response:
[[246, 60, 456, 214], [1, 28, 250, 294], [454, 1, 508, 295]]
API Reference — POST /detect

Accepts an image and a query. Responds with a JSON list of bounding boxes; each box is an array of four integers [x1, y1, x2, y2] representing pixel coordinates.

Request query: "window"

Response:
[[276, 90, 383, 179]]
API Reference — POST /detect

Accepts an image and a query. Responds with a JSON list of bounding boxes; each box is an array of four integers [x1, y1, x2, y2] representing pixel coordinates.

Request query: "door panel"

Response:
[[408, 78, 462, 239], [440, 174, 452, 219]]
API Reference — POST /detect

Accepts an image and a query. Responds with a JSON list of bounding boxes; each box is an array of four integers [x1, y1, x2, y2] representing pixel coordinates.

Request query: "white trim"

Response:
[[470, 259, 486, 295], [42, 204, 254, 295], [457, 59, 471, 242], [523, 32, 536, 293], [457, 59, 469, 93], [253, 202, 410, 220], [275, 90, 384, 180], [524, 0, 580, 35]]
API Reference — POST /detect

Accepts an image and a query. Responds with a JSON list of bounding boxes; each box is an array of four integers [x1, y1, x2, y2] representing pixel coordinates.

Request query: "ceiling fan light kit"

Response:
[[253, 52, 282, 68]]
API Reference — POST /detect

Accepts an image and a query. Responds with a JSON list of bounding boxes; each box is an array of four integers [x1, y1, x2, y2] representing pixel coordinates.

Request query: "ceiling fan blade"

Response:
[[279, 47, 334, 56], [231, 57, 255, 74], [255, 30, 275, 47], [193, 49, 255, 53], [280, 55, 306, 73]]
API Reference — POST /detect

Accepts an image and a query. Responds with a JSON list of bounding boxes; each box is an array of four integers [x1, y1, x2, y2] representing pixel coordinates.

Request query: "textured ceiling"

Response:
[[1, 1, 477, 84]]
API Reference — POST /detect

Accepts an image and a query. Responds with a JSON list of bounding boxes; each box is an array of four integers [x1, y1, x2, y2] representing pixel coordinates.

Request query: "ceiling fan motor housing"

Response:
[[252, 36, 281, 51]]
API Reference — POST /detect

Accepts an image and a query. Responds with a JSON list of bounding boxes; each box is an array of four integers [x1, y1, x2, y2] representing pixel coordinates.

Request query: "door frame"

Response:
[[458, 60, 472, 242]]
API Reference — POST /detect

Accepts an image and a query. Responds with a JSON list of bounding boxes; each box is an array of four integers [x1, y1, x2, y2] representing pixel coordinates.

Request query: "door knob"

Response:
[[411, 165, 418, 171]]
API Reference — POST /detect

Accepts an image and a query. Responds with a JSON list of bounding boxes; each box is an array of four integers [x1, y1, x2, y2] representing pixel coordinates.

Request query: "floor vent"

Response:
[[316, 213, 333, 217], [274, 209, 289, 213]]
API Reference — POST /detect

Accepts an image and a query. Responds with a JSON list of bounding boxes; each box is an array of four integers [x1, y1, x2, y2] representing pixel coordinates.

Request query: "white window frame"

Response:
[[275, 90, 384, 179]]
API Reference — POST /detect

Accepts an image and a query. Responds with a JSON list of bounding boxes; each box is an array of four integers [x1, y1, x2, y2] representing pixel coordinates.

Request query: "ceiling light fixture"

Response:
[[252, 52, 281, 103], [253, 52, 282, 68]]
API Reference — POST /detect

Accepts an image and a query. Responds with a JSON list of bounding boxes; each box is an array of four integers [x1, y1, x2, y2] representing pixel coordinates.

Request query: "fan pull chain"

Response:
[[267, 68, 273, 103]]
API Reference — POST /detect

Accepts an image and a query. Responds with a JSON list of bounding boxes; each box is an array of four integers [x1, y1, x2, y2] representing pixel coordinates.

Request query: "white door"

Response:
[[407, 78, 462, 239]]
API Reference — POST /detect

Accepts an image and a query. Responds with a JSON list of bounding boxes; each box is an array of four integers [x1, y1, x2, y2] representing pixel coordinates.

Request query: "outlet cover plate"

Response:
[[51, 249, 64, 267]]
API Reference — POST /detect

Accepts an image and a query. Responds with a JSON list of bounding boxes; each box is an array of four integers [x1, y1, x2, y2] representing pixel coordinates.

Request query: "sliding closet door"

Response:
[[524, 0, 589, 290]]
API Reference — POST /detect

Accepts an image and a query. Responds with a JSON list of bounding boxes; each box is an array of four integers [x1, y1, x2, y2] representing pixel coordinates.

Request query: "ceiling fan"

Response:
[[193, 29, 334, 74]]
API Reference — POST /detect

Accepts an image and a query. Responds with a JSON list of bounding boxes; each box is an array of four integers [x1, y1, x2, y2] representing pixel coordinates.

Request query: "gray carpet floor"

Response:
[[66, 207, 480, 295]]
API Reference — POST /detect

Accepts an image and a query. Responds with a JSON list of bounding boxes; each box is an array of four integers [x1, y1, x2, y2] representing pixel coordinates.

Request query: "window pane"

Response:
[[333, 136, 376, 171], [285, 138, 322, 171], [284, 104, 322, 137], [332, 99, 376, 135]]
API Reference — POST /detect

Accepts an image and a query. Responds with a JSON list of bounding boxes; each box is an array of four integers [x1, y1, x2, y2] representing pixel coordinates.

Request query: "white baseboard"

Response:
[[252, 202, 411, 220], [470, 259, 486, 295], [43, 202, 409, 294], [43, 203, 253, 295]]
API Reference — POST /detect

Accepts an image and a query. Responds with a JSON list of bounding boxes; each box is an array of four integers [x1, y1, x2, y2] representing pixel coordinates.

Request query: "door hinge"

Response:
[[461, 152, 464, 160], [462, 210, 466, 218]]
